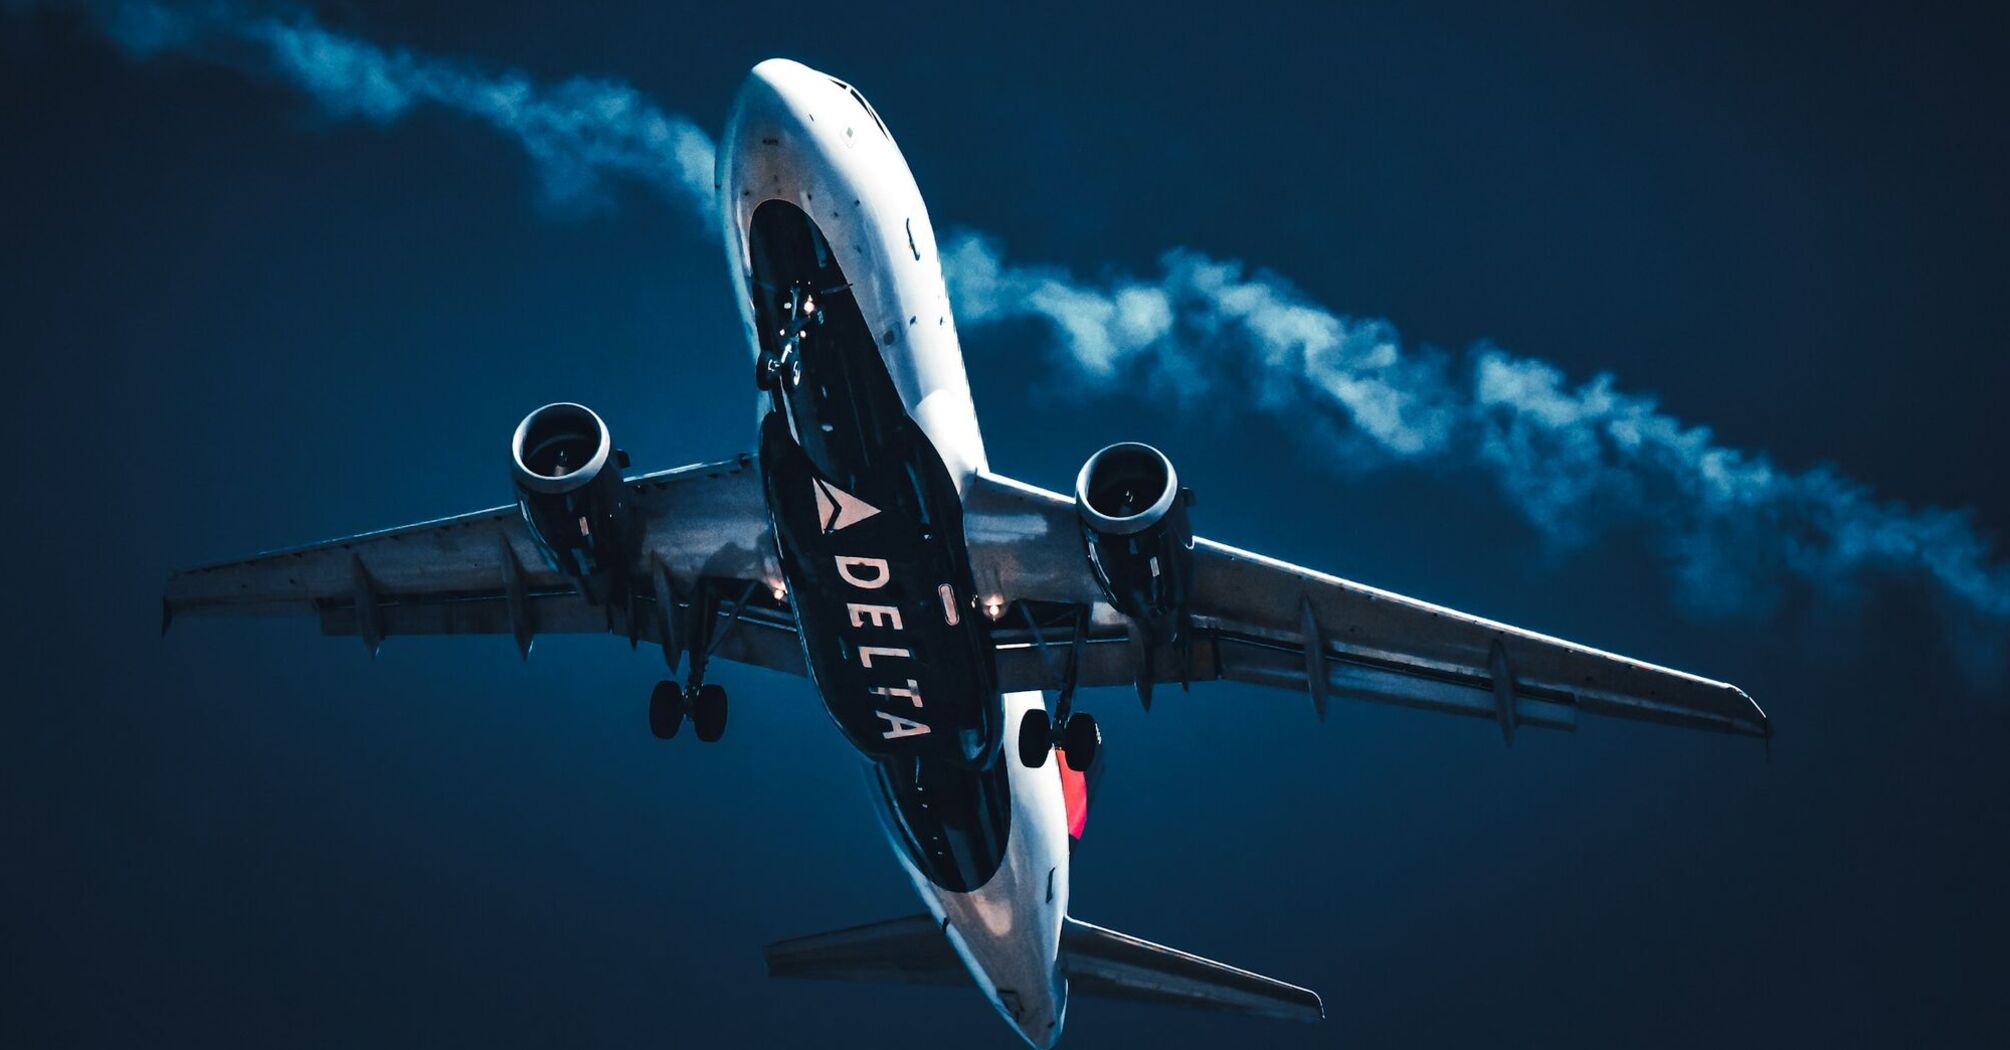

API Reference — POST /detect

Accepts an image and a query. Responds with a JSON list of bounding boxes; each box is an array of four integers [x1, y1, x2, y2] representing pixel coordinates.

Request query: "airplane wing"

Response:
[[966, 472, 1770, 741], [163, 454, 806, 677]]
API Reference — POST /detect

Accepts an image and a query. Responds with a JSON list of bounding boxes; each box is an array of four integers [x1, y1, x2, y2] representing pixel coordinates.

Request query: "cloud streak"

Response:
[[71, 0, 715, 212], [36, 0, 2010, 669], [946, 234, 2010, 644]]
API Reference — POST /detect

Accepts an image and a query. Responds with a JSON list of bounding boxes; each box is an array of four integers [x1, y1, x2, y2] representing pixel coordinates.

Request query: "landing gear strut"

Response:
[[647, 577, 757, 745], [755, 284, 820, 393], [1017, 603, 1100, 770]]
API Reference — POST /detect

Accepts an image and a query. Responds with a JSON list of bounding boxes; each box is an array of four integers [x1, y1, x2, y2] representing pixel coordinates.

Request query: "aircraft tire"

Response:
[[692, 683, 728, 743], [1061, 712, 1100, 771], [649, 680, 685, 740], [1018, 708, 1052, 769]]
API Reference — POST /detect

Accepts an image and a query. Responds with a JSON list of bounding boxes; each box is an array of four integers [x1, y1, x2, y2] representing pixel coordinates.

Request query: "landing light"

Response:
[[981, 594, 1006, 621]]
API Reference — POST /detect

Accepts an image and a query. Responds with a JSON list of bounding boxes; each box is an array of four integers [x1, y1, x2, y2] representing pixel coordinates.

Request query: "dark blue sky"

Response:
[[5, 2, 2007, 1046]]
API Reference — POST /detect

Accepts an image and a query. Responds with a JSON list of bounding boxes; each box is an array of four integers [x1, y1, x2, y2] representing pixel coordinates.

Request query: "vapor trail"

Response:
[[34, 0, 2010, 669], [64, 0, 715, 212], [943, 236, 2010, 655]]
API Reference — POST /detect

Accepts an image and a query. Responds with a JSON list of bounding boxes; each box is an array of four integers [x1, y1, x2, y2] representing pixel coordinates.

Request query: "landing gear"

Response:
[[755, 349, 798, 391], [1060, 712, 1100, 771], [648, 576, 755, 744], [691, 682, 728, 742], [756, 284, 820, 393], [648, 680, 728, 743], [1018, 707, 1052, 769], [1016, 708, 1102, 770], [1018, 605, 1105, 771], [649, 679, 686, 740]]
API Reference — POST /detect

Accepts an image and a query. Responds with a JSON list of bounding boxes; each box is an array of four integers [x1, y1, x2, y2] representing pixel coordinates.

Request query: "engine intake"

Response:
[[511, 402, 637, 604], [1075, 442, 1194, 643]]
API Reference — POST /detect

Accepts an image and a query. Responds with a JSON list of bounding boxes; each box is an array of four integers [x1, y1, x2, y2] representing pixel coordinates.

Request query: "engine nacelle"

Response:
[[1075, 442, 1194, 643], [510, 402, 637, 604]]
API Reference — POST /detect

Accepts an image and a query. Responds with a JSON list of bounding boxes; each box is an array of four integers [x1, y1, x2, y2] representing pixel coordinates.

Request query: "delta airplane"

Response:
[[165, 59, 1771, 1047]]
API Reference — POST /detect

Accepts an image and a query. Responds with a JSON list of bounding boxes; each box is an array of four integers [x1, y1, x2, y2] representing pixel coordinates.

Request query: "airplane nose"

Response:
[[748, 56, 817, 93], [720, 57, 833, 189], [728, 58, 821, 135]]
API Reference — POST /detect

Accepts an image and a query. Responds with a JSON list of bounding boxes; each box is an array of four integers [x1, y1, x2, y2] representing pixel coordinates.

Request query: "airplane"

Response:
[[163, 58, 1772, 1048]]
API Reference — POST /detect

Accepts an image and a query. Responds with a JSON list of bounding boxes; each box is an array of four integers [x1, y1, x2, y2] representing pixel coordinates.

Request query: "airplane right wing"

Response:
[[966, 472, 1769, 741]]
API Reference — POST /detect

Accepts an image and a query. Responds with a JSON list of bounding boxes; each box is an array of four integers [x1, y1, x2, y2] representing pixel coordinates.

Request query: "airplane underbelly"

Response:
[[761, 411, 999, 765], [875, 691, 1072, 1048], [749, 199, 1001, 767]]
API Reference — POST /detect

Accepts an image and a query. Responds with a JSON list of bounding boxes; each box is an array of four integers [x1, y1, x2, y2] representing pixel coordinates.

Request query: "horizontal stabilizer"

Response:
[[1060, 918, 1324, 1023], [763, 914, 1323, 1024], [763, 913, 965, 986]]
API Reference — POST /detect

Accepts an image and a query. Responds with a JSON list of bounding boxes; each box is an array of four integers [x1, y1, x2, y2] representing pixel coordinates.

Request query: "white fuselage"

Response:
[[718, 59, 1072, 1048]]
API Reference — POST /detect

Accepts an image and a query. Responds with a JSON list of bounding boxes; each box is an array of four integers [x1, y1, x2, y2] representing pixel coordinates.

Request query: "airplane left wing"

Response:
[[966, 472, 1769, 741], [164, 455, 805, 676]]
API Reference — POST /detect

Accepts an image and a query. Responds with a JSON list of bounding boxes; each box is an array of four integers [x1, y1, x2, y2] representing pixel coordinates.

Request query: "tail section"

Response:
[[763, 914, 1323, 1025]]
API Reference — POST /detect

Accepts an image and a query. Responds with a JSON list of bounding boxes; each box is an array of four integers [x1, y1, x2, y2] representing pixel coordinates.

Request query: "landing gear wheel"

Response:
[[1018, 708, 1052, 769], [691, 682, 728, 743], [1061, 712, 1101, 771], [648, 680, 685, 740]]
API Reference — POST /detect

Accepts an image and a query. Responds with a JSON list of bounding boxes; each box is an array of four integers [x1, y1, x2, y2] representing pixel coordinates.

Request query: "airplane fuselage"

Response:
[[718, 60, 1071, 1047]]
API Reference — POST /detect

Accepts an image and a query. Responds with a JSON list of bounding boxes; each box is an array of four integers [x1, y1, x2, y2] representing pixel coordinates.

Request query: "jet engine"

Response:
[[510, 402, 638, 604], [1074, 442, 1194, 643]]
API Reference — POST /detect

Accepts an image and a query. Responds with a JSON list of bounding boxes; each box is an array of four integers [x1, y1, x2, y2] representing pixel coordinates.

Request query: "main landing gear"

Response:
[[647, 577, 755, 744], [1018, 601, 1101, 769], [1018, 706, 1100, 772], [650, 679, 728, 742]]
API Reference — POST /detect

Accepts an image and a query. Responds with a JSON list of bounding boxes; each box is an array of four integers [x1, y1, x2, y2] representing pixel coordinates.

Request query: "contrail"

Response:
[[53, 0, 716, 212], [29, 0, 2010, 672], [943, 235, 2010, 661]]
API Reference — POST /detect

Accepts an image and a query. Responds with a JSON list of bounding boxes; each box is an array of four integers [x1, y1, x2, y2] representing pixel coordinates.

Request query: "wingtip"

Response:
[[160, 597, 175, 638]]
